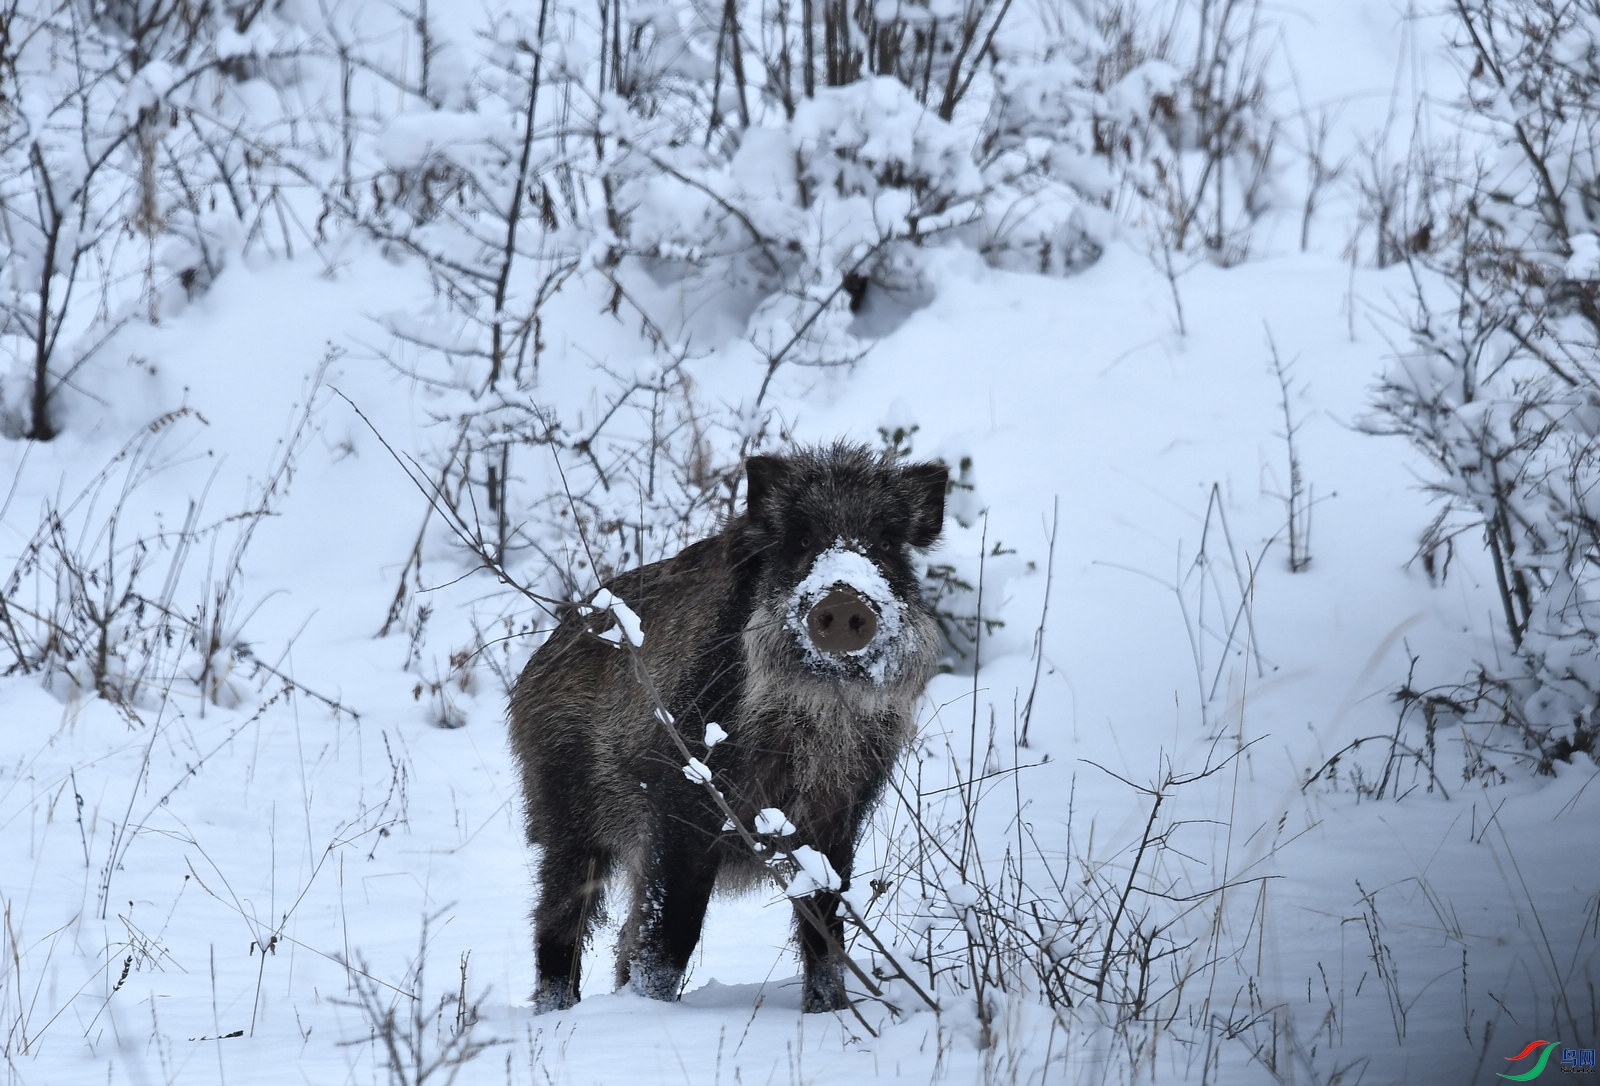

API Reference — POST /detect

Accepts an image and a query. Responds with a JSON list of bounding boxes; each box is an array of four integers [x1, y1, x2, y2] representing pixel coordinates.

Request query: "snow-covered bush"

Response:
[[0, 0, 319, 439], [352, 5, 1016, 627], [1371, 0, 1600, 770], [980, 0, 1277, 270], [345, 0, 1284, 703], [0, 0, 1284, 707]]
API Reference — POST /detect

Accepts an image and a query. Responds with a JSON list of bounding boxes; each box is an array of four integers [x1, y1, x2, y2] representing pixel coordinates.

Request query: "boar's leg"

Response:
[[795, 871, 852, 1013], [794, 790, 881, 1012], [623, 792, 722, 1002], [720, 755, 856, 1011], [525, 721, 615, 1014], [532, 839, 611, 1012]]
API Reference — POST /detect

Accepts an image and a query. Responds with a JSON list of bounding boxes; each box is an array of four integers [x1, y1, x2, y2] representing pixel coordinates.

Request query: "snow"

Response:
[[783, 845, 843, 897], [1568, 233, 1600, 280], [588, 587, 645, 647], [754, 807, 795, 836], [376, 109, 498, 172], [0, 1, 1592, 1084]]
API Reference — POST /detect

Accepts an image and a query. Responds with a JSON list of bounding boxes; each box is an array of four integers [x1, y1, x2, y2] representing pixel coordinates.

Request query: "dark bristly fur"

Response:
[[508, 442, 947, 1013]]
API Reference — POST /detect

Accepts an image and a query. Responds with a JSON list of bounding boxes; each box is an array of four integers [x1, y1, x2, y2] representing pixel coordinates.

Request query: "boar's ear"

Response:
[[744, 455, 788, 523], [903, 462, 949, 548]]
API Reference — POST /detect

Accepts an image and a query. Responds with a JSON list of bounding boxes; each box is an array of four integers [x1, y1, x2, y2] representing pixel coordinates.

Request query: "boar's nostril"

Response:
[[806, 588, 878, 654]]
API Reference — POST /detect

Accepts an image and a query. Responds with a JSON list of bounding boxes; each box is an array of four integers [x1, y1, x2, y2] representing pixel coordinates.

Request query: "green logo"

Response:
[[1500, 1041, 1559, 1081]]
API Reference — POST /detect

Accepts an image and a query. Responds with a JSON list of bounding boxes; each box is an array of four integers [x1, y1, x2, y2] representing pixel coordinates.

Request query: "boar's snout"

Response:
[[805, 587, 879, 655]]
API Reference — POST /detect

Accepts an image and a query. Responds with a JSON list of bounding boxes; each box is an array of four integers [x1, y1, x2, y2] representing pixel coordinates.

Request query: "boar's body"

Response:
[[509, 444, 946, 1014]]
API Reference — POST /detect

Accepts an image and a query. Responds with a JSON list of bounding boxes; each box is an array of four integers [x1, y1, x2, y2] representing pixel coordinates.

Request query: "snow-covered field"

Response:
[[2, 0, 1595, 1083]]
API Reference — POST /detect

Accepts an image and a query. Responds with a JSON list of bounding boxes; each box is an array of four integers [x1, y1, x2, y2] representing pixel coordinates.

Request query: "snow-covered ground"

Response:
[[2, 1, 1594, 1083]]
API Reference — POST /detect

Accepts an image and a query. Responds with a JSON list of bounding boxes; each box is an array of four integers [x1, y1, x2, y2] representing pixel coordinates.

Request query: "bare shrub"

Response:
[[339, 912, 502, 1086], [1, 377, 325, 710]]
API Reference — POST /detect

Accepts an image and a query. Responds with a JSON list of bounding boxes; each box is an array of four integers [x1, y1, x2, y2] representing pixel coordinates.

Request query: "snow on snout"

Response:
[[785, 541, 907, 681]]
